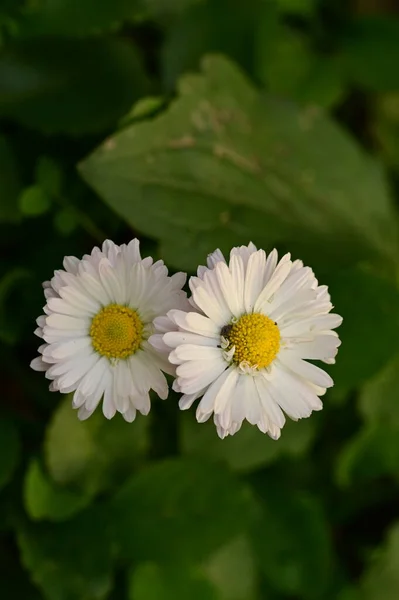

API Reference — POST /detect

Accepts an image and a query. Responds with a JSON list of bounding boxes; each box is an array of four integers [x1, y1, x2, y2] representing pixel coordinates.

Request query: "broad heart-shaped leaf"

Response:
[[359, 355, 399, 426], [129, 563, 219, 600], [201, 536, 258, 600], [250, 485, 331, 598], [0, 37, 147, 135], [325, 267, 399, 389], [335, 424, 399, 487], [0, 418, 20, 490], [338, 17, 399, 92], [17, 506, 113, 600], [0, 135, 21, 223], [110, 457, 257, 563], [24, 460, 92, 522], [180, 412, 315, 473], [80, 55, 398, 273], [18, 0, 138, 37], [360, 522, 399, 599], [45, 396, 150, 496]]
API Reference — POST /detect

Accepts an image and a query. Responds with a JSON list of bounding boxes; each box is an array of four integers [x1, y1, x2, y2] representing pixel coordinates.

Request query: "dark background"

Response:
[[1, 0, 399, 598]]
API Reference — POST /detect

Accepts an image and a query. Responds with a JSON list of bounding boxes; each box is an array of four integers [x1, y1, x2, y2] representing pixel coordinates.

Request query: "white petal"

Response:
[[163, 331, 219, 349], [254, 253, 292, 312], [30, 356, 48, 371], [207, 248, 226, 268], [244, 250, 267, 313], [280, 352, 334, 388], [195, 366, 236, 421], [170, 344, 222, 363], [177, 355, 227, 395]]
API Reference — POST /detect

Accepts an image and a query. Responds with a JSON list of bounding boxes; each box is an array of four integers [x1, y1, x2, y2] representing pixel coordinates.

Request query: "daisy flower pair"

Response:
[[31, 239, 342, 439]]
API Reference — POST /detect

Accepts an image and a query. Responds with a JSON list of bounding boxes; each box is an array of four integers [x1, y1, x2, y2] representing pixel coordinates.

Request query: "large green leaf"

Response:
[[250, 486, 332, 598], [0, 418, 20, 490], [80, 55, 398, 272], [335, 424, 399, 487], [45, 396, 150, 496], [0, 135, 21, 223], [201, 536, 258, 600], [0, 37, 147, 134], [111, 457, 257, 563], [326, 267, 399, 388], [361, 522, 399, 599], [19, 0, 138, 37], [255, 20, 344, 108], [180, 412, 315, 472], [359, 355, 399, 425], [17, 507, 113, 600], [129, 563, 219, 600], [339, 17, 399, 92], [24, 460, 92, 521]]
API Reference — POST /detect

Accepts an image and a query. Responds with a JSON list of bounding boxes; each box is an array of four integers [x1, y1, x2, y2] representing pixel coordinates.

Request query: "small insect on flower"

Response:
[[155, 242, 342, 440], [31, 239, 189, 422]]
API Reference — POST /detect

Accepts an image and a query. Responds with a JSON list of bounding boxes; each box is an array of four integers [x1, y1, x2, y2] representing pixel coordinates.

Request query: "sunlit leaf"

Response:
[[24, 460, 91, 521], [129, 562, 219, 600], [45, 396, 150, 496], [80, 55, 398, 273]]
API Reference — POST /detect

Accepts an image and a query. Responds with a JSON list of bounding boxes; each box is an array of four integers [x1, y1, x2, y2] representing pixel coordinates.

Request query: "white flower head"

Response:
[[31, 239, 189, 422], [151, 243, 342, 440]]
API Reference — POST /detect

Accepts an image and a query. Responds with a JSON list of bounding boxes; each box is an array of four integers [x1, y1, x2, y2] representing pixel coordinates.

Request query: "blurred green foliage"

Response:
[[2, 0, 399, 598]]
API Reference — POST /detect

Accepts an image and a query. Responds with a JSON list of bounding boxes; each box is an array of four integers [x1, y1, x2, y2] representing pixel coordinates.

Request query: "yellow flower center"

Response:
[[90, 304, 143, 359], [224, 313, 280, 369]]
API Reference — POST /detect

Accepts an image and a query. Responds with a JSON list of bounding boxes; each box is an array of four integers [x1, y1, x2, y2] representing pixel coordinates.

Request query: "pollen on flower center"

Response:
[[224, 313, 280, 369], [90, 304, 143, 359]]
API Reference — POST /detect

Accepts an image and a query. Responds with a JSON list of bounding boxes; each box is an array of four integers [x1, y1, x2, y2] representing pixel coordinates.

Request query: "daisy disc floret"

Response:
[[31, 239, 189, 422], [150, 243, 342, 439]]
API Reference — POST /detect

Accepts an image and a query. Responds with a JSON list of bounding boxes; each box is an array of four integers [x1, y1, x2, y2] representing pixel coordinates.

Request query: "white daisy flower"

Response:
[[31, 239, 189, 422], [152, 243, 342, 440]]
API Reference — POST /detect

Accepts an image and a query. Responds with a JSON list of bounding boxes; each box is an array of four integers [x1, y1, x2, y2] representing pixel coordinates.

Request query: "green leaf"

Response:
[[0, 418, 20, 490], [339, 17, 399, 91], [250, 486, 331, 598], [24, 460, 92, 522], [336, 424, 399, 487], [53, 207, 78, 236], [19, 0, 137, 37], [129, 563, 219, 600], [275, 0, 316, 14], [111, 457, 257, 563], [326, 267, 399, 388], [19, 185, 51, 217], [80, 55, 398, 273], [161, 0, 260, 90], [0, 135, 22, 223], [361, 522, 399, 599], [17, 507, 113, 600], [201, 536, 258, 600], [137, 0, 205, 19], [0, 37, 147, 135], [373, 93, 399, 171], [35, 156, 63, 197], [119, 96, 165, 128], [359, 355, 399, 426], [45, 396, 150, 496], [180, 413, 315, 473]]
